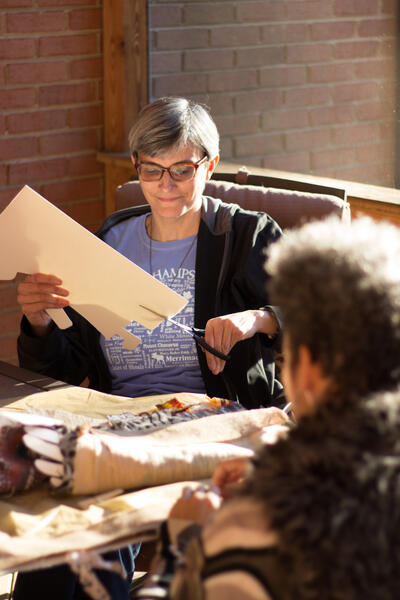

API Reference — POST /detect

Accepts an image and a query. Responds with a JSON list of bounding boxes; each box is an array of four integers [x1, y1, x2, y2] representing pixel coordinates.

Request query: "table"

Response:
[[0, 360, 71, 407]]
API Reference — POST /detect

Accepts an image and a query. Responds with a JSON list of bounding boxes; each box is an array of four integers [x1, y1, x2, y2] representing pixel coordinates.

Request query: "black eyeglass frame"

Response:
[[135, 155, 209, 182]]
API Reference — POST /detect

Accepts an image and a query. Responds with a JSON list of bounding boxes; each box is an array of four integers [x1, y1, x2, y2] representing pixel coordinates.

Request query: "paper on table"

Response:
[[0, 186, 187, 349]]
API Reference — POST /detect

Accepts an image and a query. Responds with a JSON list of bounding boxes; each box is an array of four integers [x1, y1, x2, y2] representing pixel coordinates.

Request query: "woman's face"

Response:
[[135, 145, 217, 221]]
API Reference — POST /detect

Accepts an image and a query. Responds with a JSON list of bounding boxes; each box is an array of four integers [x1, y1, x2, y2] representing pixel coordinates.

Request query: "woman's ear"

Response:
[[206, 155, 219, 180]]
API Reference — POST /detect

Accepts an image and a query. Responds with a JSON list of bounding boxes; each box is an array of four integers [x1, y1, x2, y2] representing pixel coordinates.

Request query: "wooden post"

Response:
[[102, 0, 148, 215]]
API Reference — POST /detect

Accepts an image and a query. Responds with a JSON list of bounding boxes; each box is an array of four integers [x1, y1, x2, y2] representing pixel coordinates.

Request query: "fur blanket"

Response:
[[244, 390, 400, 599]]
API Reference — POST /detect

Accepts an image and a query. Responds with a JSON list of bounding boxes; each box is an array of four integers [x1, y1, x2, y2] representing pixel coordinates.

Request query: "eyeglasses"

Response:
[[135, 156, 208, 182]]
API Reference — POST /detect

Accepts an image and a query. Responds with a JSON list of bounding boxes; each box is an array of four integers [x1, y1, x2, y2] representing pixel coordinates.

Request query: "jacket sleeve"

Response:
[[17, 308, 100, 387]]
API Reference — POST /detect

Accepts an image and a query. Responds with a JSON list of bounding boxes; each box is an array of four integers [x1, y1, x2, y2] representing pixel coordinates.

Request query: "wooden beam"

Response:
[[102, 0, 148, 153]]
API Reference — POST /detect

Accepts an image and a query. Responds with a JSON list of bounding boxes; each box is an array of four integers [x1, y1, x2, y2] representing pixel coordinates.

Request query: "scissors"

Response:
[[139, 305, 230, 361]]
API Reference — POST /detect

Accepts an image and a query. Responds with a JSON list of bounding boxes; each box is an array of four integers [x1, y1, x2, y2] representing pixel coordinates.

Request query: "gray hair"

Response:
[[128, 97, 220, 159], [266, 216, 400, 397]]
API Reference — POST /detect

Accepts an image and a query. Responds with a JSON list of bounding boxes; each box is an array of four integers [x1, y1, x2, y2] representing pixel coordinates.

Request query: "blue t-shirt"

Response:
[[100, 214, 206, 397]]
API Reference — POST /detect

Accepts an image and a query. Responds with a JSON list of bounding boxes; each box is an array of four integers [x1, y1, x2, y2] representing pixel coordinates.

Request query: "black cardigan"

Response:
[[18, 196, 283, 409]]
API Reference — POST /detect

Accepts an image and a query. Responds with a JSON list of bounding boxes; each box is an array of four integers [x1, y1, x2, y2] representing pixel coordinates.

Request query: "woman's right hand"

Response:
[[17, 273, 70, 336]]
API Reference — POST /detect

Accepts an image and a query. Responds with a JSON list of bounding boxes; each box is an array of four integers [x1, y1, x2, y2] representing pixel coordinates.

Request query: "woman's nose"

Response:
[[159, 169, 176, 189]]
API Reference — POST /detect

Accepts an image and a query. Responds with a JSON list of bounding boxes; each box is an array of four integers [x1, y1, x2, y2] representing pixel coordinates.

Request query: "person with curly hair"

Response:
[[136, 216, 400, 600]]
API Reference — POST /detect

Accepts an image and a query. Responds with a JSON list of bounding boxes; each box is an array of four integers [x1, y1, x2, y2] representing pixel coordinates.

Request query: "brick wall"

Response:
[[149, 0, 398, 186], [0, 1, 103, 364]]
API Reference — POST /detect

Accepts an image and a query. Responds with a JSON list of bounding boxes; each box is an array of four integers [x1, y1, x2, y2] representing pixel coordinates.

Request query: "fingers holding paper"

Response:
[[17, 273, 70, 334]]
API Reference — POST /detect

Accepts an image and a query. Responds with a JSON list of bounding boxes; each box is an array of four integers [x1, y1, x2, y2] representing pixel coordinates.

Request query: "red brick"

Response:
[[334, 0, 379, 16], [356, 142, 393, 163], [380, 122, 396, 142], [150, 5, 182, 28], [0, 87, 36, 110], [7, 61, 68, 85], [354, 58, 395, 79], [287, 2, 333, 20], [333, 82, 378, 103], [70, 57, 102, 79], [190, 93, 234, 116], [259, 66, 307, 87], [380, 39, 396, 56], [263, 152, 311, 173], [42, 177, 101, 204], [215, 114, 259, 136], [381, 0, 397, 13], [237, 1, 286, 21], [40, 129, 98, 155], [331, 122, 380, 145], [311, 20, 356, 40], [0, 188, 23, 212], [235, 133, 284, 157], [64, 199, 104, 225], [236, 46, 285, 68], [210, 25, 260, 47], [358, 18, 396, 37], [262, 23, 309, 44], [6, 11, 66, 33], [287, 43, 332, 64], [183, 4, 234, 25], [68, 153, 103, 177], [0, 114, 5, 136], [311, 146, 356, 169], [69, 8, 102, 30], [153, 73, 207, 97], [262, 108, 309, 131], [39, 82, 96, 106], [208, 70, 258, 93], [309, 62, 354, 83], [286, 128, 331, 152], [219, 137, 233, 160], [0, 164, 7, 186], [0, 310, 21, 336], [68, 105, 102, 128], [0, 284, 17, 311], [309, 105, 354, 126], [1, 1, 32, 8], [285, 86, 331, 107], [335, 40, 379, 59], [0, 38, 35, 60], [38, 0, 97, 5], [184, 49, 234, 72], [0, 136, 38, 160], [151, 52, 182, 74], [235, 89, 282, 113], [156, 28, 208, 51], [39, 34, 97, 57], [356, 101, 393, 121], [7, 109, 67, 134], [9, 158, 68, 185]]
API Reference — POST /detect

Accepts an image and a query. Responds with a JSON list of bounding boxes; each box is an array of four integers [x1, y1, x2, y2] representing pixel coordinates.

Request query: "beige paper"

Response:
[[0, 186, 187, 349]]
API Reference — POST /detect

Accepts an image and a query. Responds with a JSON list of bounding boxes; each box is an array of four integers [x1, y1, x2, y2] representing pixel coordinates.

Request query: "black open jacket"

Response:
[[18, 196, 283, 409]]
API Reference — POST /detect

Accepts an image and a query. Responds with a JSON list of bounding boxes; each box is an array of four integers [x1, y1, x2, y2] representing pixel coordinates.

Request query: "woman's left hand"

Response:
[[204, 309, 277, 375], [168, 485, 222, 526]]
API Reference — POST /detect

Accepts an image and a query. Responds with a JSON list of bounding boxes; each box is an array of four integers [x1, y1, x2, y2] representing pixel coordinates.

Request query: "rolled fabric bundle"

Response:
[[27, 407, 288, 496], [70, 431, 254, 495]]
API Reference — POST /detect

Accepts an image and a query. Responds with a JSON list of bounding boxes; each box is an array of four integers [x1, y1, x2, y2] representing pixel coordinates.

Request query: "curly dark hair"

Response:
[[266, 216, 400, 398]]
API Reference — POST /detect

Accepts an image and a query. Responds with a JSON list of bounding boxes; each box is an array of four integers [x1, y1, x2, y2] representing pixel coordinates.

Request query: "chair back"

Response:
[[115, 178, 351, 229]]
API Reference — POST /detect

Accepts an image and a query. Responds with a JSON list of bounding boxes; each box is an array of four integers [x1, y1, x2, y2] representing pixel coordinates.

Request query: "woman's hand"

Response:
[[168, 485, 222, 526], [211, 457, 250, 499], [204, 309, 277, 375], [17, 273, 69, 337]]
